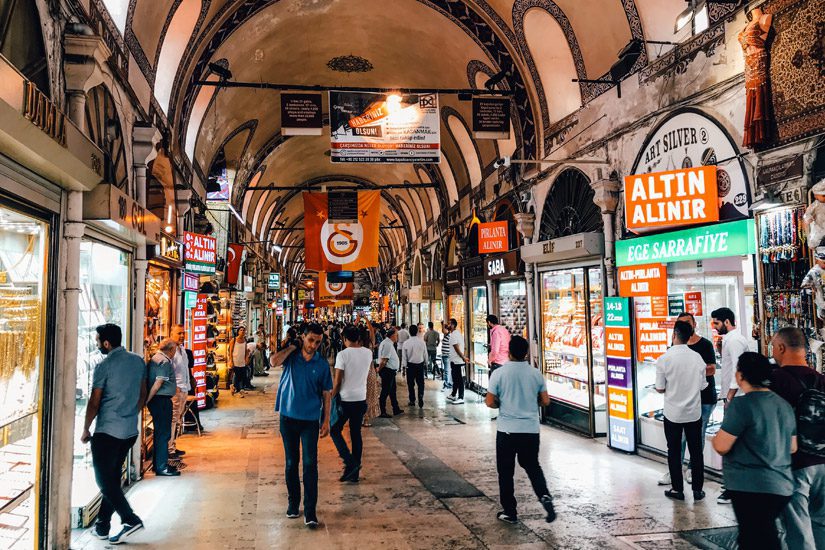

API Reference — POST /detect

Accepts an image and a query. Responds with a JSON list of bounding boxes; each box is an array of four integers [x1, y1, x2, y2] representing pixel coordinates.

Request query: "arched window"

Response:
[[154, 0, 201, 115], [101, 0, 129, 34], [524, 9, 581, 121], [539, 168, 602, 241], [447, 115, 482, 188], [413, 256, 422, 286], [85, 85, 128, 192], [0, 0, 49, 95]]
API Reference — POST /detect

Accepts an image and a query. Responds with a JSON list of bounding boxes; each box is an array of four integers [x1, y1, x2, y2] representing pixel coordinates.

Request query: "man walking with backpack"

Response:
[[768, 327, 825, 550]]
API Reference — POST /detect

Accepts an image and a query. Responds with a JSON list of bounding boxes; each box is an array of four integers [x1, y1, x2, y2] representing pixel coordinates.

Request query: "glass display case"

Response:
[[145, 265, 172, 357], [0, 204, 48, 549], [470, 286, 488, 386], [432, 301, 443, 331], [497, 280, 527, 338], [540, 267, 606, 435], [447, 293, 465, 335], [73, 241, 130, 525]]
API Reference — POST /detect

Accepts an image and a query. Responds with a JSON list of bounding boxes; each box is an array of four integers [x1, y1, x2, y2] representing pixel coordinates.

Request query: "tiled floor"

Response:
[[72, 371, 737, 549]]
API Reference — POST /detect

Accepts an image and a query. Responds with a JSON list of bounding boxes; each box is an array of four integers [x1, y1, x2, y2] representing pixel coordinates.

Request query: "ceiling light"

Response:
[[674, 0, 706, 33]]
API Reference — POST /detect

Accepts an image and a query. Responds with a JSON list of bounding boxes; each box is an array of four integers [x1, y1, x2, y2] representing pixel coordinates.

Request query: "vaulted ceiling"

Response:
[[111, 0, 694, 278]]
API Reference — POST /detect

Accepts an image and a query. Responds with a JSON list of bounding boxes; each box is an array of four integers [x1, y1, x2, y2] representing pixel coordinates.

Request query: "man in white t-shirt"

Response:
[[330, 326, 373, 483], [402, 324, 429, 408], [448, 318, 469, 404]]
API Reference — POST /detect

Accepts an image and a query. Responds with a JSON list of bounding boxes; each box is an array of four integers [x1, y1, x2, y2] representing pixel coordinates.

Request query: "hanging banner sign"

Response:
[[472, 97, 511, 139], [624, 166, 719, 232], [281, 92, 323, 136], [268, 272, 281, 289], [225, 243, 244, 285], [329, 91, 440, 163], [192, 294, 208, 409], [617, 263, 667, 297], [478, 221, 509, 254], [182, 272, 200, 292], [615, 219, 756, 267], [184, 231, 217, 274], [604, 297, 635, 452], [319, 272, 354, 302], [304, 190, 380, 270]]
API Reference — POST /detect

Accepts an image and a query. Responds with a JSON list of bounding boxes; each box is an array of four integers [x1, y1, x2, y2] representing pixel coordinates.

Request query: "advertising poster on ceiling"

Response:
[[329, 91, 440, 163], [303, 190, 380, 271], [281, 92, 323, 136], [630, 110, 750, 234]]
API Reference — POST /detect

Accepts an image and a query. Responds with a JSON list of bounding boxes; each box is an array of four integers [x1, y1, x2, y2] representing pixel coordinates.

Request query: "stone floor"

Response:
[[72, 371, 738, 549]]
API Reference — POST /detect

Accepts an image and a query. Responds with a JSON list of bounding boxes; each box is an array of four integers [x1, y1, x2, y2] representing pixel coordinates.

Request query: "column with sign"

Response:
[[192, 294, 208, 409], [605, 297, 636, 452]]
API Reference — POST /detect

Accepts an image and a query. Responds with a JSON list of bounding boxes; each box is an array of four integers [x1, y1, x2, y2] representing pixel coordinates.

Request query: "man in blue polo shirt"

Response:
[[270, 322, 332, 528]]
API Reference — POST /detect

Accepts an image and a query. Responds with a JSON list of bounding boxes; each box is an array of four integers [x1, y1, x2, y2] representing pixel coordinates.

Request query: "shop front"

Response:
[[462, 258, 487, 387], [522, 233, 607, 436], [445, 267, 464, 334], [145, 234, 182, 354]]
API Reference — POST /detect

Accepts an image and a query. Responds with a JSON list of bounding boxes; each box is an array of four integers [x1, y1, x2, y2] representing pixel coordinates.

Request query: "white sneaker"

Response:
[[451, 398, 464, 404], [658, 471, 671, 485], [685, 467, 692, 485], [446, 394, 455, 401]]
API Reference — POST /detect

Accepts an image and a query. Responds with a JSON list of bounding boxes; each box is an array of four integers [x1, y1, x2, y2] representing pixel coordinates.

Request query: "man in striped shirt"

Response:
[[441, 323, 452, 391]]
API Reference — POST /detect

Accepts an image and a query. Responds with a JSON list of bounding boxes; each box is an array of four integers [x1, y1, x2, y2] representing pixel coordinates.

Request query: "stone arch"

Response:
[[154, 0, 203, 115], [538, 167, 602, 241]]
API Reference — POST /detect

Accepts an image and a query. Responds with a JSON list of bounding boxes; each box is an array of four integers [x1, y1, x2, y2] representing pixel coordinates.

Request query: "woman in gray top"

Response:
[[712, 352, 797, 550]]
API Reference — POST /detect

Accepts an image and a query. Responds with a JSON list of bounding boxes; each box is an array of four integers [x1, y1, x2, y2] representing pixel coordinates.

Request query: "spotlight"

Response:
[[484, 69, 509, 90], [208, 61, 233, 81]]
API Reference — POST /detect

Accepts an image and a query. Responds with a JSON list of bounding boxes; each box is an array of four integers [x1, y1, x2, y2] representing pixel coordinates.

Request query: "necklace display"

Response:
[[0, 289, 41, 381]]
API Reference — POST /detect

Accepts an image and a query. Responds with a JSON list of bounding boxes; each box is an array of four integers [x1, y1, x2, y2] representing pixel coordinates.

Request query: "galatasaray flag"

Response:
[[304, 190, 380, 271], [318, 272, 354, 302]]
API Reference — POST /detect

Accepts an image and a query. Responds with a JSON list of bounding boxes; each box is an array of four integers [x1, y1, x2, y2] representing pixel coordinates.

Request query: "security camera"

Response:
[[493, 156, 511, 169]]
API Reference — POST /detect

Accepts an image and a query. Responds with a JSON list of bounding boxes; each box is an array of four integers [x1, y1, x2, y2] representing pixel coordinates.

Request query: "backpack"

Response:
[[788, 370, 825, 458]]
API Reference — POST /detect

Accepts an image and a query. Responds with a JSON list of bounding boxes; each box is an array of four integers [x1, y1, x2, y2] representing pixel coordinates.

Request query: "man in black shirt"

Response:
[[768, 327, 825, 550], [659, 312, 718, 486]]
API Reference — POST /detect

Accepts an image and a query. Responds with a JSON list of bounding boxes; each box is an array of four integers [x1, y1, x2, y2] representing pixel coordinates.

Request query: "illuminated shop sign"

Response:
[[604, 297, 635, 452], [184, 231, 217, 274], [624, 166, 718, 232]]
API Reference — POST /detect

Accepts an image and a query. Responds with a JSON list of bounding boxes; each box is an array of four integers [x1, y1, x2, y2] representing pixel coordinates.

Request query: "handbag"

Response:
[[329, 394, 344, 426]]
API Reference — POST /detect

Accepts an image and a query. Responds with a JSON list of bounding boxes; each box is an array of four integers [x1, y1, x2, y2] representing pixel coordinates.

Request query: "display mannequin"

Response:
[[739, 7, 773, 148], [803, 179, 825, 249]]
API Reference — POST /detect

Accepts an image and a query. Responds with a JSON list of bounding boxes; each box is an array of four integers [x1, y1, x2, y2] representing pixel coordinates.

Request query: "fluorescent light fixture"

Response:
[[227, 203, 245, 226], [272, 245, 283, 253], [693, 2, 709, 34], [674, 1, 696, 33]]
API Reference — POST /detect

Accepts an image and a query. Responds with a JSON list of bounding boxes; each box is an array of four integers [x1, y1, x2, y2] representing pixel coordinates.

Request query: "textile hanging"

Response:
[[304, 190, 380, 271]]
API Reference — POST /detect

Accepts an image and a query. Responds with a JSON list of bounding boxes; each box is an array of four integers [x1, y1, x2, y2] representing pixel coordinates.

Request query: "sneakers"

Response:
[[155, 467, 181, 477], [685, 467, 692, 485], [304, 515, 319, 528], [657, 471, 671, 486], [93, 522, 109, 540], [496, 511, 518, 524], [109, 522, 144, 545], [717, 490, 732, 504], [693, 490, 706, 501], [286, 509, 300, 519], [446, 394, 455, 401], [408, 401, 416, 407], [664, 489, 685, 501], [450, 398, 464, 404], [540, 495, 556, 523], [392, 409, 405, 415], [339, 464, 361, 482]]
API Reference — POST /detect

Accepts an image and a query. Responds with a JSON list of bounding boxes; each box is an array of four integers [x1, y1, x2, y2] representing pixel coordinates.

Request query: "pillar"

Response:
[[514, 212, 537, 364], [591, 177, 621, 297]]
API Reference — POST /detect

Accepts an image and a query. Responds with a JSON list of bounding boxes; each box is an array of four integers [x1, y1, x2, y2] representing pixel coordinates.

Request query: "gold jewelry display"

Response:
[[0, 290, 41, 381]]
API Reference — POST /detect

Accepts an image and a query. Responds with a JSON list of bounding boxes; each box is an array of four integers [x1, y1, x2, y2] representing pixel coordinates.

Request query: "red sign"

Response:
[[184, 231, 217, 274], [684, 291, 703, 316], [618, 263, 667, 297], [651, 296, 668, 318], [225, 243, 244, 285], [624, 166, 719, 232], [636, 317, 670, 362], [191, 294, 208, 409], [478, 221, 509, 254]]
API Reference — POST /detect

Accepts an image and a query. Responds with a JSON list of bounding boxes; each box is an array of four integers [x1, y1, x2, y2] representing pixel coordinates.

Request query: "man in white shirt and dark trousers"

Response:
[[377, 328, 404, 417], [169, 324, 191, 460], [485, 336, 555, 525], [403, 324, 429, 408], [330, 326, 373, 483], [711, 306, 750, 504], [447, 318, 470, 404], [656, 320, 708, 501]]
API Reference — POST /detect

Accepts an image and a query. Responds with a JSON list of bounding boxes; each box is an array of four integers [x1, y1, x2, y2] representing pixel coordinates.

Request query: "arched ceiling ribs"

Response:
[[395, 196, 421, 237], [442, 107, 484, 188], [173, 0, 538, 161], [205, 119, 257, 174], [153, 0, 204, 115]]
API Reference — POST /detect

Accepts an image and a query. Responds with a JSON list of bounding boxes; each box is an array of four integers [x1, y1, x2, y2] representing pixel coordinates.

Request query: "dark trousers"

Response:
[[330, 400, 367, 469], [663, 417, 704, 493], [379, 367, 402, 414], [147, 396, 173, 472], [496, 431, 550, 517], [729, 491, 792, 550], [489, 363, 503, 378], [406, 362, 426, 405], [91, 433, 140, 527], [280, 415, 320, 516], [232, 366, 248, 392], [450, 363, 465, 399], [427, 350, 438, 377]]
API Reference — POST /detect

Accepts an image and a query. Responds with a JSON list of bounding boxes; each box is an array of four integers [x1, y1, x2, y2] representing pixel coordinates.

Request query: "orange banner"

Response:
[[304, 191, 380, 271], [624, 166, 718, 232], [607, 387, 635, 420], [318, 272, 354, 302], [605, 326, 632, 359], [478, 221, 509, 254], [636, 317, 670, 362], [618, 263, 667, 297]]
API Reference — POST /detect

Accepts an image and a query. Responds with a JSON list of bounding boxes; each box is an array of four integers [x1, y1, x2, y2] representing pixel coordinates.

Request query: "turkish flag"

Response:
[[304, 190, 380, 271], [225, 243, 244, 285]]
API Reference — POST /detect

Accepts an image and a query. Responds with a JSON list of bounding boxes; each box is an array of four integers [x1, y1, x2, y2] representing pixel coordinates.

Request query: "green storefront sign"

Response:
[[604, 297, 631, 327], [616, 219, 756, 267]]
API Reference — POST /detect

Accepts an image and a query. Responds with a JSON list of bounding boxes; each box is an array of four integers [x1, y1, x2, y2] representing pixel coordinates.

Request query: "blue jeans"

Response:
[[279, 415, 320, 517], [442, 355, 452, 387], [681, 402, 715, 464], [780, 464, 825, 550]]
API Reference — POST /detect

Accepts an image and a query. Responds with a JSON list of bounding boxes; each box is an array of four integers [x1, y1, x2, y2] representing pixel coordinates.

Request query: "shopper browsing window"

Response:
[[440, 324, 452, 391], [424, 322, 441, 379], [81, 324, 146, 544], [655, 320, 708, 501], [448, 318, 470, 404], [270, 323, 333, 528], [767, 327, 825, 550], [402, 324, 428, 408], [330, 325, 372, 483], [485, 336, 555, 525], [712, 352, 797, 550], [486, 315, 511, 377], [146, 338, 180, 478]]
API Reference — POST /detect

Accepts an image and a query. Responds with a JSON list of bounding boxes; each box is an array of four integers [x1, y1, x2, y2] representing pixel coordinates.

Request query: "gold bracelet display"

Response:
[[0, 292, 41, 381]]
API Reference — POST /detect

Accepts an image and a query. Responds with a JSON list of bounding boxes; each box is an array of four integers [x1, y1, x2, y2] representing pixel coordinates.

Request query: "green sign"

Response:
[[268, 272, 280, 289], [184, 291, 198, 310], [668, 295, 685, 316], [604, 297, 630, 327], [616, 219, 756, 267]]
